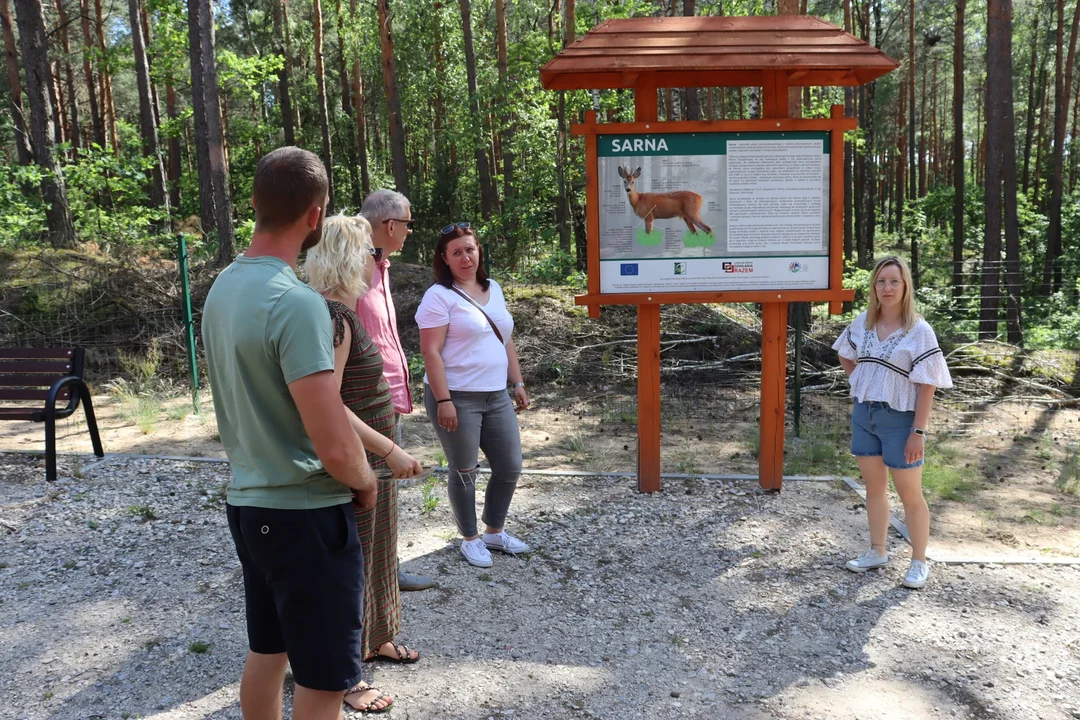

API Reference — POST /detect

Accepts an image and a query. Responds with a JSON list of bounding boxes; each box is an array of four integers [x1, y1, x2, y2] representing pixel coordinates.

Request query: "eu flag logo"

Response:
[[620, 263, 639, 276]]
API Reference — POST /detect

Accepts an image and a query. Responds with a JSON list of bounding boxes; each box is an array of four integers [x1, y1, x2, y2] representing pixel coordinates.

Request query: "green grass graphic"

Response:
[[683, 231, 717, 248], [635, 228, 663, 246]]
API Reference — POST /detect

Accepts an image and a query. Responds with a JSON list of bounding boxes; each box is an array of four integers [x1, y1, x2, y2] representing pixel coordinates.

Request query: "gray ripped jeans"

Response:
[[423, 384, 522, 538]]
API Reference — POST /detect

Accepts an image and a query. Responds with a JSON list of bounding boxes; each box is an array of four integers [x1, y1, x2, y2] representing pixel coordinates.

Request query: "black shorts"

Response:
[[227, 502, 364, 692]]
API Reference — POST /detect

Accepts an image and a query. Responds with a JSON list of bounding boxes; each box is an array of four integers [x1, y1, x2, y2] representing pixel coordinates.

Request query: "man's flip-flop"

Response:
[[344, 681, 394, 713], [367, 640, 420, 664]]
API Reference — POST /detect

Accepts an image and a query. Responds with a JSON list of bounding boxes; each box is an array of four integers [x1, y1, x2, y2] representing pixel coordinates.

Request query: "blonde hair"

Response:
[[303, 213, 374, 299], [865, 255, 918, 331]]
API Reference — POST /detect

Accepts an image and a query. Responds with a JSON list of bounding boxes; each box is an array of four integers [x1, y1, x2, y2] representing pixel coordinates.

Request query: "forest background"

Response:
[[0, 0, 1079, 348]]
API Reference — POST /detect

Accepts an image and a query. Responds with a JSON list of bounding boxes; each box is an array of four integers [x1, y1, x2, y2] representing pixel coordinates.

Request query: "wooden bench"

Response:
[[0, 347, 104, 481]]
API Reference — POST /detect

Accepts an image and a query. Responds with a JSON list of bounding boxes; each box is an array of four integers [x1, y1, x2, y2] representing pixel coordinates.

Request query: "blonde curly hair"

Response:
[[303, 213, 374, 299]]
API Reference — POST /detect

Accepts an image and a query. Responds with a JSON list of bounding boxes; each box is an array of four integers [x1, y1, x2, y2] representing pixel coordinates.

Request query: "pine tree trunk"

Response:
[[681, 0, 701, 120], [996, 1, 1022, 343], [897, 73, 906, 230], [0, 0, 32, 164], [49, 60, 64, 147], [1032, 70, 1049, 206], [378, 0, 409, 195], [1022, 10, 1040, 193], [349, 0, 370, 196], [954, 0, 972, 302], [982, 0, 1008, 339], [1070, 76, 1080, 193], [271, 0, 294, 145], [843, 0, 854, 268], [54, 0, 79, 152], [495, 0, 515, 203], [1043, 0, 1080, 293], [459, 0, 495, 218], [78, 0, 103, 148], [165, 81, 181, 209], [918, 59, 928, 197], [556, 0, 575, 256], [139, 3, 162, 132], [335, 0, 360, 208], [13, 0, 76, 247], [93, 0, 118, 153], [907, 0, 916, 201], [313, 0, 334, 213], [128, 0, 169, 218], [188, 0, 235, 264]]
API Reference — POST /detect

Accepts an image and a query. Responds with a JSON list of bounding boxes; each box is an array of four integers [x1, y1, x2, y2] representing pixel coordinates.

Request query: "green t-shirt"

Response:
[[202, 255, 350, 509]]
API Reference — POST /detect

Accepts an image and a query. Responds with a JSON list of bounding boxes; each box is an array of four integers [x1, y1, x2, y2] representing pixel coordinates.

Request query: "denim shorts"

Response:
[[851, 401, 923, 469]]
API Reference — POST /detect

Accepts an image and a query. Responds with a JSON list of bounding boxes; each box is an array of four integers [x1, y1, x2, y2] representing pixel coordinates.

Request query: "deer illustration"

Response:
[[617, 166, 712, 235]]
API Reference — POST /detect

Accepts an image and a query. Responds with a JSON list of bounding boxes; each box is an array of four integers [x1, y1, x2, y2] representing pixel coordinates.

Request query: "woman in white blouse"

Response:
[[832, 256, 952, 589], [416, 223, 531, 569]]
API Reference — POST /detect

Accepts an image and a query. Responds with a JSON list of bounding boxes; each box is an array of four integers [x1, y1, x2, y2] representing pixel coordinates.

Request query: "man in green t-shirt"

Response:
[[203, 146, 377, 719]]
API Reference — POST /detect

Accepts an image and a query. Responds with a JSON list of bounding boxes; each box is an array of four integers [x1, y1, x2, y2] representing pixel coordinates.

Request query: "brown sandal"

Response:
[[366, 640, 420, 664], [344, 681, 394, 713]]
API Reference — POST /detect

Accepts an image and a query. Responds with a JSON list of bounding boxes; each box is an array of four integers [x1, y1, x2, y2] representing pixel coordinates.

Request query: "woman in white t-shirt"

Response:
[[416, 223, 531, 569], [832, 255, 952, 589]]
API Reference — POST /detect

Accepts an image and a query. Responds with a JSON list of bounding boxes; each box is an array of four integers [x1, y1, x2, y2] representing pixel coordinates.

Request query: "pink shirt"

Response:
[[354, 259, 413, 414]]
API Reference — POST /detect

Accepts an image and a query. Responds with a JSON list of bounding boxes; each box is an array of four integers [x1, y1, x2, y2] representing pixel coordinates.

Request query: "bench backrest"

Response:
[[0, 348, 85, 407]]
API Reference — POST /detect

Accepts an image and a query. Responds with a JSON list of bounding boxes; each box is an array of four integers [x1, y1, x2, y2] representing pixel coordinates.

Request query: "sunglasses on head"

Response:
[[368, 247, 383, 261], [440, 221, 471, 236], [382, 218, 414, 230]]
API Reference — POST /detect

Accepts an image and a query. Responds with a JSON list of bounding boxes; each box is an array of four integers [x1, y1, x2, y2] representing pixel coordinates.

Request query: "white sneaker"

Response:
[[482, 530, 531, 555], [902, 559, 930, 589], [845, 548, 889, 573], [460, 538, 493, 568]]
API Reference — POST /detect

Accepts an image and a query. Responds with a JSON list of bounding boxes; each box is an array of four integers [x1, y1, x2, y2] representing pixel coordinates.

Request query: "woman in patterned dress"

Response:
[[832, 256, 953, 590], [305, 214, 424, 713]]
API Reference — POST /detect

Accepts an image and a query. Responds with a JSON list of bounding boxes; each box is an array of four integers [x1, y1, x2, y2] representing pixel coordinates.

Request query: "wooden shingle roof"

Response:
[[540, 16, 898, 90]]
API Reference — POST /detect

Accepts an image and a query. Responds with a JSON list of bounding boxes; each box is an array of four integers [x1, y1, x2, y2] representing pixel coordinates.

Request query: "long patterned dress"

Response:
[[327, 300, 400, 661]]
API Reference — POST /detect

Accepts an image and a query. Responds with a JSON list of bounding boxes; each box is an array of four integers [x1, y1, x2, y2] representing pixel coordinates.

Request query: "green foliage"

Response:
[[420, 474, 439, 514], [0, 165, 47, 246], [63, 147, 170, 249]]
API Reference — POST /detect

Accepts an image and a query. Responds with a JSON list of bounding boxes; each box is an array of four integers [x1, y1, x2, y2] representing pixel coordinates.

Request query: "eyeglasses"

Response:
[[368, 247, 383, 261], [874, 278, 903, 289], [440, 221, 472, 235], [383, 219, 414, 230]]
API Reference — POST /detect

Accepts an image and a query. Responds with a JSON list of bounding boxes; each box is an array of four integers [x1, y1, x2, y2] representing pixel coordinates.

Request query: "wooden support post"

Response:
[[634, 74, 662, 493], [828, 104, 846, 316], [637, 303, 662, 493], [759, 70, 790, 491], [583, 110, 601, 319], [759, 301, 788, 490]]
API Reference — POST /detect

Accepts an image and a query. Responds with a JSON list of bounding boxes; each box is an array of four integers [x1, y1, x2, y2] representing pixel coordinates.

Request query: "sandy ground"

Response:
[[4, 388, 1078, 563], [1, 453, 1079, 720]]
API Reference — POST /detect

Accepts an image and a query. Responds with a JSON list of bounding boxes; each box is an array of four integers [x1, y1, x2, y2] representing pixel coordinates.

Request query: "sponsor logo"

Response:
[[789, 261, 805, 273], [620, 263, 639, 276], [611, 137, 670, 153], [674, 262, 687, 275], [722, 261, 754, 274]]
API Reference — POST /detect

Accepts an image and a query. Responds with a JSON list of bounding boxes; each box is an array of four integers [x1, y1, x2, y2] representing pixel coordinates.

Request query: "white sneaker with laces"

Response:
[[460, 538, 493, 568], [902, 559, 930, 589], [482, 530, 531, 555], [845, 548, 889, 573]]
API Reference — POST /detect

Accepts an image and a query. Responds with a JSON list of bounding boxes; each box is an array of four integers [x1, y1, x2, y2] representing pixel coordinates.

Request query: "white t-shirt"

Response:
[[415, 280, 515, 392], [832, 311, 953, 412]]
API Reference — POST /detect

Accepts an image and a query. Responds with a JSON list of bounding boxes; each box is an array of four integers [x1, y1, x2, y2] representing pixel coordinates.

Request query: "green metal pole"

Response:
[[177, 234, 201, 414], [793, 302, 804, 438]]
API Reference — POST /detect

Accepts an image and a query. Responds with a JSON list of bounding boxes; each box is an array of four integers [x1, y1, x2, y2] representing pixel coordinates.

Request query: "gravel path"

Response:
[[2, 453, 1079, 720]]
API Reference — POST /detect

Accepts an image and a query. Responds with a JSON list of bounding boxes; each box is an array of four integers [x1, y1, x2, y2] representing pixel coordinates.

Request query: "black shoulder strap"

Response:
[[450, 286, 505, 344]]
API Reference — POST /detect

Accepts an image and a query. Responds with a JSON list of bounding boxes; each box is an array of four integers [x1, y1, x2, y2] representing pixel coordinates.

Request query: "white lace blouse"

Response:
[[832, 311, 953, 411]]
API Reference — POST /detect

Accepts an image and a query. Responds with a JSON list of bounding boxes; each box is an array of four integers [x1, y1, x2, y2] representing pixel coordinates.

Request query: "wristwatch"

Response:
[[912, 428, 927, 437], [511, 381, 525, 389]]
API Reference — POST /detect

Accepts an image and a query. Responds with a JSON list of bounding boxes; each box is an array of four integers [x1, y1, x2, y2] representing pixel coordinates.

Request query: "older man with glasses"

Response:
[[356, 190, 436, 592]]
